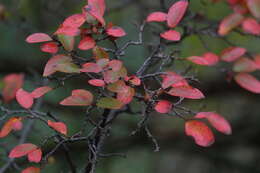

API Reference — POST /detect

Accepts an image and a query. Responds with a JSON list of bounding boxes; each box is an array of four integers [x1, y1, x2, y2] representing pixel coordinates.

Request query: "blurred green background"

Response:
[[1, 0, 260, 172]]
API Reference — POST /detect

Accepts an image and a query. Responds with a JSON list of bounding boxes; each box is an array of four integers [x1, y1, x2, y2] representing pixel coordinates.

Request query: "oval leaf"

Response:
[[167, 0, 189, 28], [218, 13, 244, 36], [40, 42, 59, 54], [166, 85, 205, 99], [16, 89, 34, 109], [31, 86, 52, 99], [234, 73, 260, 93], [96, 97, 123, 109], [26, 33, 52, 43], [146, 12, 167, 22], [48, 120, 67, 135], [60, 89, 93, 106], [9, 143, 37, 158], [78, 36, 96, 50], [160, 30, 181, 41], [28, 149, 42, 163], [0, 117, 23, 138], [154, 100, 173, 114], [106, 26, 126, 37], [88, 79, 105, 87], [185, 120, 215, 147], [221, 47, 246, 62]]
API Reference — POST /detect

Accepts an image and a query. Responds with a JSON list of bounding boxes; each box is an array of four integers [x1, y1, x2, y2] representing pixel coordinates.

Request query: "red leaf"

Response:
[[167, 85, 205, 99], [63, 14, 86, 28], [60, 89, 93, 106], [40, 42, 59, 54], [78, 36, 96, 50], [233, 57, 258, 72], [167, 0, 189, 28], [26, 33, 52, 43], [161, 72, 188, 89], [160, 30, 181, 41], [124, 75, 141, 86], [106, 26, 126, 37], [81, 62, 102, 73], [242, 17, 260, 35], [187, 52, 219, 66], [16, 89, 34, 109], [154, 100, 172, 114], [0, 117, 23, 138], [22, 167, 40, 173], [146, 12, 167, 22], [85, 0, 106, 26], [195, 112, 232, 135], [31, 86, 52, 99], [88, 79, 105, 87], [108, 60, 123, 71], [218, 13, 244, 36], [234, 73, 260, 93], [254, 54, 260, 69], [185, 120, 215, 147], [55, 25, 80, 36], [2, 73, 24, 103], [9, 143, 37, 158], [28, 149, 42, 163], [220, 47, 246, 62], [48, 120, 67, 135]]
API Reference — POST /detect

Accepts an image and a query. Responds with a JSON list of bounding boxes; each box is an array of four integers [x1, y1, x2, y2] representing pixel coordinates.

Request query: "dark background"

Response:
[[0, 0, 260, 172]]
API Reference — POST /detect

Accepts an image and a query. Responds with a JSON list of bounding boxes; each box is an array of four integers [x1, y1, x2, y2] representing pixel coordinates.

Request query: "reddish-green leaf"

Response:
[[43, 54, 80, 76], [2, 73, 24, 103], [16, 89, 34, 109], [195, 112, 232, 135], [106, 26, 126, 37], [107, 80, 127, 93], [0, 117, 22, 138], [218, 13, 244, 36], [167, 0, 189, 28], [233, 57, 258, 72], [88, 79, 105, 87], [187, 52, 219, 66], [78, 36, 96, 50], [55, 25, 80, 36], [40, 42, 59, 54], [167, 85, 205, 99], [247, 0, 260, 19], [146, 12, 167, 22], [185, 120, 215, 147], [160, 30, 181, 41], [81, 62, 102, 73], [60, 89, 93, 106], [9, 143, 37, 158], [96, 97, 123, 109], [92, 46, 109, 60], [85, 0, 106, 26], [57, 34, 75, 52], [154, 100, 172, 114], [47, 120, 67, 135], [108, 60, 122, 71], [242, 17, 260, 35], [221, 47, 246, 62], [28, 149, 42, 163], [26, 33, 52, 43], [234, 73, 260, 93], [22, 167, 40, 173], [117, 86, 135, 104], [31, 86, 52, 99]]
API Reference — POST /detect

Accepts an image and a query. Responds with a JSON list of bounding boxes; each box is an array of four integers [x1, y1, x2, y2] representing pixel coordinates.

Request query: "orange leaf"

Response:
[[195, 112, 232, 135], [9, 143, 37, 158], [16, 89, 34, 109], [48, 120, 67, 135], [2, 73, 24, 103], [185, 120, 215, 147], [60, 89, 93, 106], [22, 167, 40, 173], [0, 117, 22, 138], [28, 149, 42, 163]]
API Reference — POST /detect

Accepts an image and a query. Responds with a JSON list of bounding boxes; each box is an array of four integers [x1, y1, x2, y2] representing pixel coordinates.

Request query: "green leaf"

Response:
[[96, 97, 123, 109], [58, 34, 75, 52]]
